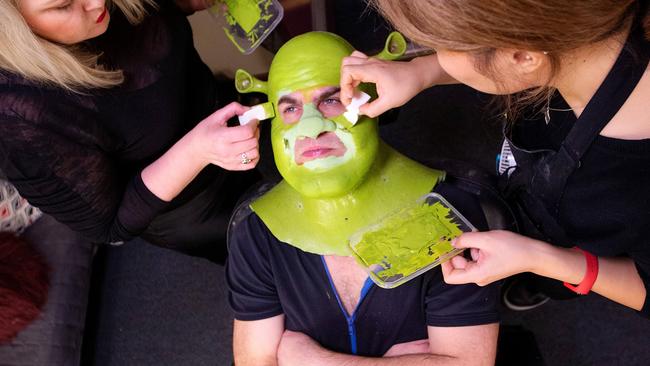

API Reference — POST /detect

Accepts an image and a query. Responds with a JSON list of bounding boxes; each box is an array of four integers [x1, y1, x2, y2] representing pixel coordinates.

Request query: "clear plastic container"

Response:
[[208, 0, 284, 55], [349, 193, 476, 289]]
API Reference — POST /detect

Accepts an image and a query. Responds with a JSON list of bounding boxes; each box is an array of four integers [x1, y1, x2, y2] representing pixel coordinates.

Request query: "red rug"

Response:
[[0, 232, 49, 343]]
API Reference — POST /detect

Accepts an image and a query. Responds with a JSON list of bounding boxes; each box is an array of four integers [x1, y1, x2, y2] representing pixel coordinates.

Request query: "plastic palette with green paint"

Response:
[[209, 0, 283, 54], [349, 193, 476, 289]]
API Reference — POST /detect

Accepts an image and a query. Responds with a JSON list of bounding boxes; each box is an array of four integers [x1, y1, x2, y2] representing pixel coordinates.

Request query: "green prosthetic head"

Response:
[[235, 31, 407, 198], [273, 32, 380, 197]]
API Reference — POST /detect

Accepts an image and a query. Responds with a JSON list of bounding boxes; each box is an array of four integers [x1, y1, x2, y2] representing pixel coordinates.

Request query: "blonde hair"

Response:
[[373, 0, 649, 120], [0, 0, 156, 91]]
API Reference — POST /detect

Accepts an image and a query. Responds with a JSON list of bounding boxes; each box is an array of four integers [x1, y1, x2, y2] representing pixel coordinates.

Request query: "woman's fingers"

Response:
[[220, 147, 259, 170], [236, 148, 260, 170], [218, 136, 259, 166], [470, 247, 481, 261], [443, 231, 528, 286], [340, 62, 382, 106], [235, 147, 259, 164], [205, 102, 249, 126], [443, 258, 482, 285], [205, 124, 260, 170], [191, 104, 263, 171], [341, 58, 415, 116], [218, 122, 258, 143], [452, 232, 488, 250], [440, 233, 489, 285], [451, 255, 469, 269], [229, 137, 259, 156], [441, 254, 467, 277], [341, 54, 374, 67], [349, 50, 368, 59]]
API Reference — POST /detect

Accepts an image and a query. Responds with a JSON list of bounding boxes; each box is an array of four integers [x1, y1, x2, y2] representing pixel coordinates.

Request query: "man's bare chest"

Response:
[[323, 255, 369, 315]]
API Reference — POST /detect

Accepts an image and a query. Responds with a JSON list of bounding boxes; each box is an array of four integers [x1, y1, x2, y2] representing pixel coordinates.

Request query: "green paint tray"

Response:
[[209, 0, 283, 54], [349, 193, 476, 289]]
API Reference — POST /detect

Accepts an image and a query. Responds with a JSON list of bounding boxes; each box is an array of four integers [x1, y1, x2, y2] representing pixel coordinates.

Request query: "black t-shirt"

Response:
[[227, 182, 500, 357], [0, 1, 224, 244]]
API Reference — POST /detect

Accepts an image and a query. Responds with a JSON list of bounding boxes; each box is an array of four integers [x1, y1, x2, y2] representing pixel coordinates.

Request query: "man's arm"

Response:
[[277, 323, 498, 366], [426, 323, 498, 366], [233, 315, 285, 366]]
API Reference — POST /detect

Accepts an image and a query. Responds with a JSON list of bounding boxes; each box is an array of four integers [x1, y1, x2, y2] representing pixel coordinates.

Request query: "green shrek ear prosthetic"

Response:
[[237, 31, 444, 255]]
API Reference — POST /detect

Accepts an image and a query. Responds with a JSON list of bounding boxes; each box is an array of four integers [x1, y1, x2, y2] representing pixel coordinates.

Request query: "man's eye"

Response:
[[283, 106, 298, 113], [321, 98, 340, 105]]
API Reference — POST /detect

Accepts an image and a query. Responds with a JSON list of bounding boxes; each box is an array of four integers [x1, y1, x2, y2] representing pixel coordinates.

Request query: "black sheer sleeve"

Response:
[[0, 110, 168, 244]]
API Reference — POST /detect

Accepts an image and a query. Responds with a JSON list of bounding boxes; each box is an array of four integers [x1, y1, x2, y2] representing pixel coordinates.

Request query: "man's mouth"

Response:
[[96, 9, 107, 24], [294, 132, 347, 165]]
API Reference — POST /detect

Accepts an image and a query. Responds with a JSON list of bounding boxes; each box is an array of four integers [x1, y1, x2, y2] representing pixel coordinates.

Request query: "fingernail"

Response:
[[451, 238, 458, 247]]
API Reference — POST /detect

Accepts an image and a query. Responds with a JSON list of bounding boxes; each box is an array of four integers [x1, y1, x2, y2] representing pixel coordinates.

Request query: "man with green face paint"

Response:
[[226, 32, 501, 365]]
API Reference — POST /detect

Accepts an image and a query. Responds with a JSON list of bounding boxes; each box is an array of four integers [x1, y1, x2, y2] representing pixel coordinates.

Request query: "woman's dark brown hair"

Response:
[[372, 0, 649, 119]]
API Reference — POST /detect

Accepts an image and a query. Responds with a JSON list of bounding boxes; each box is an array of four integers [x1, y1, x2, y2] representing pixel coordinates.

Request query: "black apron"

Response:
[[497, 26, 649, 250]]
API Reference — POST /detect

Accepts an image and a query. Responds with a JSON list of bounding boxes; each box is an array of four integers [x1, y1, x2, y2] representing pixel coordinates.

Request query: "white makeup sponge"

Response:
[[343, 91, 371, 125], [238, 102, 275, 125]]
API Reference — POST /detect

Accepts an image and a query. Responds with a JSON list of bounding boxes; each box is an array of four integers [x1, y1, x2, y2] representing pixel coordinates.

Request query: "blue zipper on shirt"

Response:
[[320, 256, 374, 355]]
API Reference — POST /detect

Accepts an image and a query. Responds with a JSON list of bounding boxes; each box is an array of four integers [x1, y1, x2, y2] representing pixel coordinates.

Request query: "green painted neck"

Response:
[[251, 142, 445, 255]]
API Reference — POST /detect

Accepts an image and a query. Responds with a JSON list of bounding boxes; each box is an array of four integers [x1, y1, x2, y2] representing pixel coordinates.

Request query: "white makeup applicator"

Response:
[[343, 91, 371, 125]]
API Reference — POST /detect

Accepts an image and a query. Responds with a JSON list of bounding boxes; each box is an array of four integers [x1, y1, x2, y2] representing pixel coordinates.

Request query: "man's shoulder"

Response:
[[229, 180, 277, 227], [227, 180, 288, 253]]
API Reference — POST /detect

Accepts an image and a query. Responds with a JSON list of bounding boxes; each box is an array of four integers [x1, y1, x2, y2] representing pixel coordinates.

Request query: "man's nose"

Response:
[[296, 105, 336, 139]]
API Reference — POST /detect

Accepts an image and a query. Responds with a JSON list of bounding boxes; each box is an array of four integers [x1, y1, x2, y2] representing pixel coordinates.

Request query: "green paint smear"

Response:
[[352, 202, 462, 285], [223, 0, 260, 33]]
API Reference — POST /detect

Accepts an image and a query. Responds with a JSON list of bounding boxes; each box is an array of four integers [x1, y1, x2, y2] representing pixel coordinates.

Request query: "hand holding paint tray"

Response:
[[349, 193, 476, 289]]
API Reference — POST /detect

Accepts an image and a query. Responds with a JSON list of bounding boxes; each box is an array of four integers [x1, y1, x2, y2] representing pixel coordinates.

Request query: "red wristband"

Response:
[[563, 247, 599, 295]]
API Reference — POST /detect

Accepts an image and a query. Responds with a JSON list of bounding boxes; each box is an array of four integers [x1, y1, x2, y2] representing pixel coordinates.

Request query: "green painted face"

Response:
[[267, 32, 379, 198]]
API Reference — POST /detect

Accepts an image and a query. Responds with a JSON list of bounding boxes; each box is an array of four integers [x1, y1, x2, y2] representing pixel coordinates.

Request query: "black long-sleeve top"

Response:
[[0, 2, 225, 244]]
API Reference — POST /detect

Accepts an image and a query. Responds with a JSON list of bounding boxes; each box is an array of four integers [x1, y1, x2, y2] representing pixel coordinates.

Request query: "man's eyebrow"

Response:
[[278, 95, 300, 105], [315, 87, 341, 102]]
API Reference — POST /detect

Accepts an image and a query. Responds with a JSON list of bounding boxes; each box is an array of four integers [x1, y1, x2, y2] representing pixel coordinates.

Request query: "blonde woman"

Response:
[[341, 0, 650, 317], [0, 0, 261, 262]]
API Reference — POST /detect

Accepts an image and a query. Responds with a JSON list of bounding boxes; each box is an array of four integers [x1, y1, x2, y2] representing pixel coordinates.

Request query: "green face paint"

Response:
[[274, 98, 378, 197], [272, 113, 378, 198], [279, 103, 340, 168], [261, 32, 381, 198], [282, 104, 336, 141], [350, 194, 474, 288]]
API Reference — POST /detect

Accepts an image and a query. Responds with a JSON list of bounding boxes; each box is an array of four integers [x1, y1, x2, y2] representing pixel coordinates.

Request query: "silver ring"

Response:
[[240, 153, 251, 165]]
